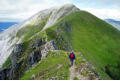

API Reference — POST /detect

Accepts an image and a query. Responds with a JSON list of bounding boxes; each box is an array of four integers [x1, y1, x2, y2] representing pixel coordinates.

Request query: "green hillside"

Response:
[[21, 50, 96, 80], [45, 11, 120, 79], [21, 51, 69, 80], [2, 10, 120, 80]]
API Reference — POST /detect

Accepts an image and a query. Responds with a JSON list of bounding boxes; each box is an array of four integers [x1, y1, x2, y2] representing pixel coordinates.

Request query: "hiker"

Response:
[[67, 50, 76, 66]]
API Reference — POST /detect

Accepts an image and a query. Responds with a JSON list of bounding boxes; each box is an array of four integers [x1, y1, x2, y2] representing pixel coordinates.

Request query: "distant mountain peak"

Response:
[[0, 4, 80, 67], [41, 4, 80, 30], [60, 3, 78, 8], [104, 18, 120, 30]]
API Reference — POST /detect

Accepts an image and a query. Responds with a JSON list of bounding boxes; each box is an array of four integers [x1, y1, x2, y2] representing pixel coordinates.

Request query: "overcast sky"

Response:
[[0, 0, 120, 22]]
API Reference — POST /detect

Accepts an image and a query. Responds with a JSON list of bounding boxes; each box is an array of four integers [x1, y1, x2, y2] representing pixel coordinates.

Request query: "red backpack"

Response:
[[69, 53, 75, 59]]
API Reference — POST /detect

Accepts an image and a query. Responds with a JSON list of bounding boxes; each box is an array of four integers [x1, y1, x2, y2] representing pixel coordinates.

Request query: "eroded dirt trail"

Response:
[[69, 64, 87, 80], [69, 65, 76, 80], [69, 61, 99, 80]]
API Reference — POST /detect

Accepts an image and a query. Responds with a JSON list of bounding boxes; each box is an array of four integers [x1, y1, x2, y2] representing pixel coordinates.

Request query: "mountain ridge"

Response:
[[0, 4, 79, 67], [0, 4, 120, 80], [104, 19, 120, 30]]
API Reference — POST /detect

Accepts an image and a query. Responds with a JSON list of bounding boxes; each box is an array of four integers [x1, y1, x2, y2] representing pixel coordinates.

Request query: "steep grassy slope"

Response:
[[16, 19, 47, 42], [45, 11, 120, 79], [20, 51, 69, 80]]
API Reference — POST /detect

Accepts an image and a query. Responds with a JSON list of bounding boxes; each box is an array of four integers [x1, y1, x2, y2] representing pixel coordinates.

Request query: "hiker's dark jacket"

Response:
[[69, 53, 76, 61]]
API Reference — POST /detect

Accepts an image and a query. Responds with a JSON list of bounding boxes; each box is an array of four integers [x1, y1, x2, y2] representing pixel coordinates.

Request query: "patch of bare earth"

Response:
[[69, 60, 100, 80]]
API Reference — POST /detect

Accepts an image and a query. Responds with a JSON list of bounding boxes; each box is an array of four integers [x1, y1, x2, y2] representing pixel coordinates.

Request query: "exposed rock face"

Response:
[[27, 39, 57, 68], [0, 61, 23, 80], [27, 49, 42, 68], [0, 66, 11, 80], [41, 40, 57, 59], [11, 44, 24, 65], [0, 38, 57, 80], [32, 38, 46, 49], [0, 44, 24, 80]]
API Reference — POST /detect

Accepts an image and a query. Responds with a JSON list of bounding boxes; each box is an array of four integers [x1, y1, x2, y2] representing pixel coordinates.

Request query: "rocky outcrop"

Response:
[[27, 49, 42, 68], [41, 40, 57, 59], [0, 44, 24, 80], [0, 66, 11, 80], [73, 52, 100, 80], [0, 60, 23, 80], [0, 38, 57, 80], [11, 44, 24, 65], [27, 39, 57, 67], [31, 38, 46, 49]]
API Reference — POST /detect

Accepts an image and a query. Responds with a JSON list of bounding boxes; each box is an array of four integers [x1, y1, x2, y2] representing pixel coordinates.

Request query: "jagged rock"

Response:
[[0, 66, 11, 80], [9, 61, 23, 80], [0, 43, 24, 80], [75, 61, 100, 80], [27, 49, 42, 68], [32, 38, 46, 49], [41, 40, 57, 59], [0, 39, 57, 80], [0, 61, 23, 80], [11, 44, 24, 65]]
